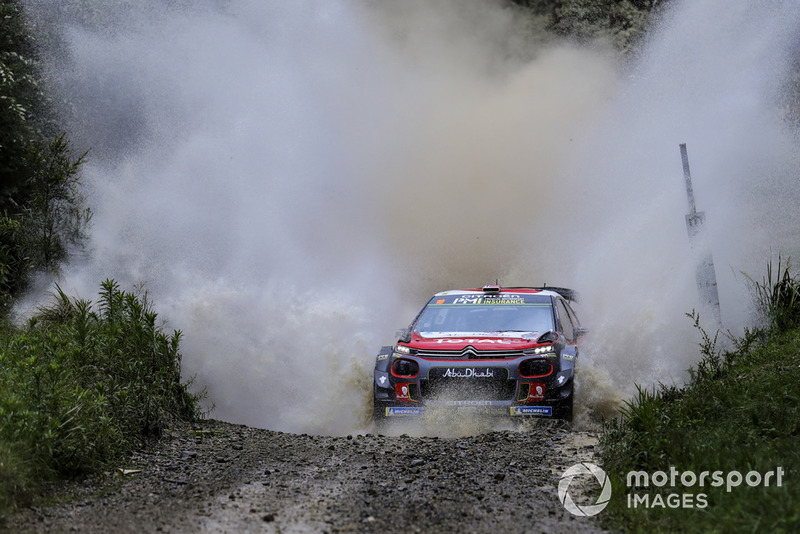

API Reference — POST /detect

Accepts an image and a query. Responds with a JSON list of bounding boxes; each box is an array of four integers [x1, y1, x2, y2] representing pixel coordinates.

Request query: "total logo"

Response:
[[558, 463, 612, 517]]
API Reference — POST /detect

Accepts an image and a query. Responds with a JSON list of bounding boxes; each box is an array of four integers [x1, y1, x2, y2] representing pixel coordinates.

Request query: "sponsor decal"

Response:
[[483, 298, 525, 305], [429, 367, 508, 380], [522, 383, 545, 401], [377, 354, 388, 361], [510, 406, 553, 416], [386, 406, 423, 416], [378, 375, 387, 385], [433, 338, 524, 344], [442, 368, 494, 378], [561, 353, 574, 361], [452, 295, 526, 305], [429, 294, 550, 306], [395, 383, 411, 401], [418, 332, 536, 340], [559, 463, 612, 516]]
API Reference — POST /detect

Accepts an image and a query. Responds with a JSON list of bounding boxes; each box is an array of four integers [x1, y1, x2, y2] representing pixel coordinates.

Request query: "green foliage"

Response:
[[684, 309, 724, 382], [0, 135, 90, 316], [0, 1, 90, 316], [21, 135, 91, 271], [0, 0, 56, 206], [744, 256, 800, 334], [0, 215, 24, 313], [0, 280, 204, 518], [511, 0, 670, 53], [600, 270, 800, 532]]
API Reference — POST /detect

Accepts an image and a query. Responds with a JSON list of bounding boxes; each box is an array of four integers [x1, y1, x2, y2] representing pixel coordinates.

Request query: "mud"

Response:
[[8, 419, 607, 533]]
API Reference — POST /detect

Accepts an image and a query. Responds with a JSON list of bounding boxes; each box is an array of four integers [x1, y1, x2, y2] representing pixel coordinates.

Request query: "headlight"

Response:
[[394, 344, 411, 355], [533, 345, 554, 355]]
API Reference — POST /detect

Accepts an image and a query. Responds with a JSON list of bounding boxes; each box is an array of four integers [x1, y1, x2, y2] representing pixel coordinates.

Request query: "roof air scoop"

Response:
[[482, 284, 501, 294]]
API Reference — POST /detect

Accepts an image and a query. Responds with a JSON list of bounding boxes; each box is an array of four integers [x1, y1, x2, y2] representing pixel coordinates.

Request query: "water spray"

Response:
[[23, 0, 800, 432]]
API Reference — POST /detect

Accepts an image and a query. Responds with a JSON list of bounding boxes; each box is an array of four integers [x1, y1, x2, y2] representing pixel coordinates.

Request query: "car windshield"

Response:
[[413, 293, 554, 335]]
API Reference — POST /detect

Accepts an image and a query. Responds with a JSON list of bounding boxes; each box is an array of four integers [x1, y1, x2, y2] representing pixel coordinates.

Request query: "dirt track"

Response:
[[8, 419, 607, 533]]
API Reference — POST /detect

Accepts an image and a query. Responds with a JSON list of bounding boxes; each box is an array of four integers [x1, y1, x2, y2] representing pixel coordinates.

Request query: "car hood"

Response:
[[407, 331, 542, 351]]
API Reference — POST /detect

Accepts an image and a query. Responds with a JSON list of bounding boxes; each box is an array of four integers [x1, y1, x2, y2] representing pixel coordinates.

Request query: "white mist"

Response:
[[23, 0, 800, 433]]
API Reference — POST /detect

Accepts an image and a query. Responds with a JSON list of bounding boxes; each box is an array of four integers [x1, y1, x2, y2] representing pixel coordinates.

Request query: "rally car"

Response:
[[373, 285, 586, 425]]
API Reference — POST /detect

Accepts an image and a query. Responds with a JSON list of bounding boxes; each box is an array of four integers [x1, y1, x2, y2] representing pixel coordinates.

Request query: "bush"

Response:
[[0, 280, 204, 517]]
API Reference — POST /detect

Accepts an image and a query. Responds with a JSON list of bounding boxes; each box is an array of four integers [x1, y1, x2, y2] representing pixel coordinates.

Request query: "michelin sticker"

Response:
[[510, 406, 553, 416], [387, 407, 423, 416]]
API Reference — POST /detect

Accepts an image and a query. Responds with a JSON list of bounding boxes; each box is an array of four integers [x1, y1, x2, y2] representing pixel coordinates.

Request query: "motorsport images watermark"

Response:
[[558, 463, 786, 516], [558, 463, 612, 517]]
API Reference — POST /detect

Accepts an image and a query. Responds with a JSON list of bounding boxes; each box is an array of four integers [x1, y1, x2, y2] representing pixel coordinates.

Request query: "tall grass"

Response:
[[600, 259, 800, 532], [744, 255, 800, 333], [0, 280, 204, 518]]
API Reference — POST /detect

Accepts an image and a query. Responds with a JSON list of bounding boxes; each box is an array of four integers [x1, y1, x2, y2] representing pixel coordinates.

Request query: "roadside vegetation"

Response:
[[1, 0, 90, 316], [600, 259, 800, 532], [0, 281, 204, 518], [0, 0, 202, 521]]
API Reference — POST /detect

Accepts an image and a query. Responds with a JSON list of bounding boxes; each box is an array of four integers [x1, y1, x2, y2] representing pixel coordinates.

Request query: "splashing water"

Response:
[[22, 0, 800, 434]]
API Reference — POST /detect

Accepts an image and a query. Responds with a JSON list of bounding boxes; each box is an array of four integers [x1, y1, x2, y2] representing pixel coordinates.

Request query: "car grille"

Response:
[[421, 378, 516, 401], [421, 368, 515, 401], [415, 346, 525, 360]]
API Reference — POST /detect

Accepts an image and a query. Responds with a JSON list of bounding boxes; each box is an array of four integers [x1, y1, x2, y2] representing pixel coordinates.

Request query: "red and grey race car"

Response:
[[373, 285, 586, 426]]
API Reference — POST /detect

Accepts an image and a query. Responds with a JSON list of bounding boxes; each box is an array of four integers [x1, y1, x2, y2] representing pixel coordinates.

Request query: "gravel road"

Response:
[[8, 419, 607, 533]]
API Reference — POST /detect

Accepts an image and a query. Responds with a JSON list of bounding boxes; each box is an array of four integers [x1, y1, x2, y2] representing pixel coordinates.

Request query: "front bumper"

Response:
[[374, 356, 574, 419]]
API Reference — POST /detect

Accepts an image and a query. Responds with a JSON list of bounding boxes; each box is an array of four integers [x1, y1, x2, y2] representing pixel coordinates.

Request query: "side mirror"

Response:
[[574, 327, 589, 339], [536, 331, 559, 344], [395, 327, 411, 342]]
